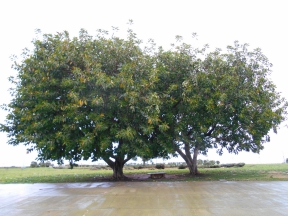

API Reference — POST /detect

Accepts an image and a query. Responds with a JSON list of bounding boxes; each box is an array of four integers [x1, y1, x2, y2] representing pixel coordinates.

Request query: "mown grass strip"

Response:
[[0, 164, 287, 183]]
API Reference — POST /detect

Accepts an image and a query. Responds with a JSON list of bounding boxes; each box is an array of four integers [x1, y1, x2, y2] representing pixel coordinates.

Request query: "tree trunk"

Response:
[[191, 147, 199, 174], [112, 159, 125, 180], [103, 157, 131, 180], [186, 160, 195, 174], [186, 158, 199, 175], [185, 147, 199, 175], [69, 159, 74, 169], [142, 158, 146, 166], [175, 143, 199, 175]]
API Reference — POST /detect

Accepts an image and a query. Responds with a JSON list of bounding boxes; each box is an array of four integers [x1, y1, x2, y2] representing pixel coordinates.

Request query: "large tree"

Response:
[[155, 41, 287, 174], [0, 28, 167, 179], [1, 27, 287, 178]]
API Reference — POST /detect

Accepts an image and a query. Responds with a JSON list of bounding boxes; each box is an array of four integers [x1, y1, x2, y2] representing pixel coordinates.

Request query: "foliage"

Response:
[[236, 163, 245, 167], [30, 161, 38, 168], [197, 159, 203, 165], [220, 163, 235, 168], [155, 164, 165, 169], [133, 165, 145, 169], [221, 163, 245, 168], [203, 160, 210, 166], [30, 161, 52, 167], [209, 165, 220, 168], [0, 26, 168, 179], [154, 40, 287, 174], [39, 162, 46, 167], [1, 24, 287, 178], [209, 160, 216, 165], [178, 164, 187, 169]]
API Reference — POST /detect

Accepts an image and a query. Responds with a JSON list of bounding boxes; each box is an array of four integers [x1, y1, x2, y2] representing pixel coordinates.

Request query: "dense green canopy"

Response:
[[155, 41, 287, 174], [1, 27, 287, 178], [1, 29, 168, 179]]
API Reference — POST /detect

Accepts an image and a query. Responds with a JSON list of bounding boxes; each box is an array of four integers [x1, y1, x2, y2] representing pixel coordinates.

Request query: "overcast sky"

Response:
[[0, 0, 287, 166]]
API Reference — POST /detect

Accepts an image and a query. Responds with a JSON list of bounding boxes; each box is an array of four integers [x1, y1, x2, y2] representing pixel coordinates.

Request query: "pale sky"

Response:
[[0, 0, 287, 166]]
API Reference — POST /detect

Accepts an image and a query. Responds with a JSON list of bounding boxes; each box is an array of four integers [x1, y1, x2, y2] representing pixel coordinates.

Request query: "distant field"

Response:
[[0, 164, 287, 183]]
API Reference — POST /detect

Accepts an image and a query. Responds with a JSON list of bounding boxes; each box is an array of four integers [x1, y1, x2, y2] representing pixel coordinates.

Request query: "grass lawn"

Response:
[[0, 164, 288, 183], [0, 167, 112, 183]]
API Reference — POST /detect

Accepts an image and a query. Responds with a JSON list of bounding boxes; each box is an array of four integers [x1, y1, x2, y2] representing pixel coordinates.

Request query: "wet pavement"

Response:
[[0, 181, 288, 216]]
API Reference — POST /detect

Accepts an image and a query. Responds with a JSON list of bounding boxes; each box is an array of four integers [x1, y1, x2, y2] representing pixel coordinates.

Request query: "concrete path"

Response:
[[0, 181, 288, 216]]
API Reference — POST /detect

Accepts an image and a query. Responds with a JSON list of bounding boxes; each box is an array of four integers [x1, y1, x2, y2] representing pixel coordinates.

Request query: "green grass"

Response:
[[0, 167, 112, 183], [131, 164, 288, 181], [0, 164, 287, 183], [192, 164, 288, 181]]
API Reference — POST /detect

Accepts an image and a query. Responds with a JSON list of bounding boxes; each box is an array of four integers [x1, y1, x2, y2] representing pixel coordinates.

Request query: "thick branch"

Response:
[[102, 157, 114, 168], [123, 156, 133, 164], [205, 124, 216, 136], [184, 143, 193, 163], [173, 141, 189, 163]]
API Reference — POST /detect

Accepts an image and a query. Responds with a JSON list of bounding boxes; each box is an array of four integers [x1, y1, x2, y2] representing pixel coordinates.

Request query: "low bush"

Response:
[[178, 164, 187, 169], [155, 164, 165, 169], [39, 162, 46, 167], [30, 161, 38, 168], [221, 163, 235, 168], [209, 165, 220, 168], [235, 163, 245, 167], [45, 161, 52, 167], [221, 163, 245, 168], [133, 166, 144, 169]]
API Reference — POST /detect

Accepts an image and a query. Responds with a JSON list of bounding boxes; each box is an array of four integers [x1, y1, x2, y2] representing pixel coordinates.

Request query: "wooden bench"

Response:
[[148, 172, 166, 179]]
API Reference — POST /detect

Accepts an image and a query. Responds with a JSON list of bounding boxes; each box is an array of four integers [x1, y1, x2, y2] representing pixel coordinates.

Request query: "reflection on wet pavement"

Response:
[[0, 181, 288, 215]]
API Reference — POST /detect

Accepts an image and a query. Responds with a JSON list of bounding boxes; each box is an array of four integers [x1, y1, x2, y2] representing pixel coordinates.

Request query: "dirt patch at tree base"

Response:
[[267, 171, 288, 179], [89, 173, 193, 182]]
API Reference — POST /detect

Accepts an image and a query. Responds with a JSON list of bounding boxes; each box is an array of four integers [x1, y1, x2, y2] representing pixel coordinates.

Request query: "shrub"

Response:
[[221, 163, 235, 168], [202, 160, 214, 167], [235, 163, 245, 167], [209, 160, 216, 166], [45, 161, 52, 167], [133, 165, 144, 169], [178, 164, 187, 169], [30, 161, 38, 168], [155, 164, 165, 169], [220, 163, 245, 168], [203, 160, 209, 166], [209, 165, 220, 168]]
